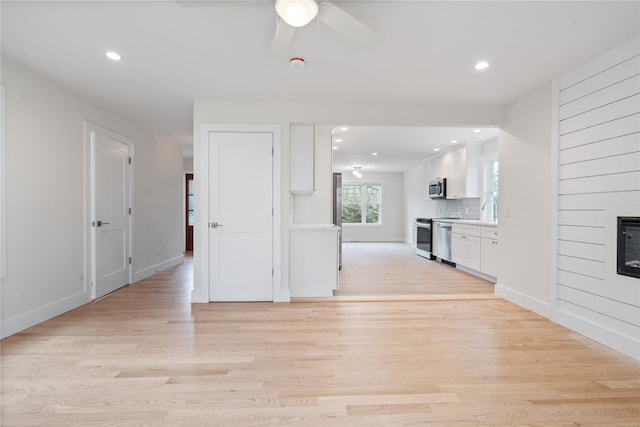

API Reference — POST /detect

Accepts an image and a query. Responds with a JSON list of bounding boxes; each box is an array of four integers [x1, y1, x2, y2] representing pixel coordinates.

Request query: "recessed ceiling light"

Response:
[[473, 129, 481, 133], [450, 140, 458, 144], [434, 148, 440, 152], [372, 152, 378, 156], [332, 146, 338, 150], [340, 127, 348, 131], [335, 138, 342, 143], [475, 61, 489, 70], [106, 51, 122, 61]]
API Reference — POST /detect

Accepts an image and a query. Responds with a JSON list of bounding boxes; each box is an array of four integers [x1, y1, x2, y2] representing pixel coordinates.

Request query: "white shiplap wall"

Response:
[[555, 36, 640, 359]]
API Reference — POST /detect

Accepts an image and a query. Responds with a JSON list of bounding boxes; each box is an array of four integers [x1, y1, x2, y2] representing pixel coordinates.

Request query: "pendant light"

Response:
[[275, 0, 319, 27]]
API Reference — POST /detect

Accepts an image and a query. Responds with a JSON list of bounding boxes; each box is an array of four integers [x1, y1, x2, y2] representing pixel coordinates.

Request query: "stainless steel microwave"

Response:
[[428, 178, 446, 199]]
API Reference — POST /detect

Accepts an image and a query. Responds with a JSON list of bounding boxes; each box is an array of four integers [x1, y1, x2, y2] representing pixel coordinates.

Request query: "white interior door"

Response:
[[209, 131, 273, 301], [93, 130, 131, 298]]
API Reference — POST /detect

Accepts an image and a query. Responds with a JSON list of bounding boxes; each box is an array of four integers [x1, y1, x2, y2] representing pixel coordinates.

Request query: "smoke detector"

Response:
[[289, 57, 305, 69]]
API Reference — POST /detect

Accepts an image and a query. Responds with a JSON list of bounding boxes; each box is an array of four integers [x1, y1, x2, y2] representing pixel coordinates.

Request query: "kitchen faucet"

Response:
[[481, 199, 498, 219]]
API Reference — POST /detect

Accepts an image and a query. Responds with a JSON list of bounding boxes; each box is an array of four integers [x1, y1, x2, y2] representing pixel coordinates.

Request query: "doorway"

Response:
[[195, 124, 282, 303], [84, 122, 132, 299], [185, 173, 194, 252]]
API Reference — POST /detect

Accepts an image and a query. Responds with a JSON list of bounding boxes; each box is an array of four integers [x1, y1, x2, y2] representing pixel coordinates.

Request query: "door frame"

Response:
[[194, 123, 284, 302], [83, 122, 134, 300]]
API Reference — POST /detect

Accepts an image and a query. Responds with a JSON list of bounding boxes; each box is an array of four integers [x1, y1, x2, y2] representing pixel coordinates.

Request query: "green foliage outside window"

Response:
[[342, 183, 381, 224]]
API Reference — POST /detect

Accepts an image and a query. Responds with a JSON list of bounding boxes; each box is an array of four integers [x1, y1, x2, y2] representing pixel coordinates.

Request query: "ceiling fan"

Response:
[[176, 0, 381, 56]]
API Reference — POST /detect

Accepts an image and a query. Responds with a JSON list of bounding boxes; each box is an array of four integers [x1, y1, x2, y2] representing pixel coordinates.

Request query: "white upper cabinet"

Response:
[[447, 144, 481, 199], [290, 124, 315, 194], [425, 144, 481, 199], [444, 148, 465, 199]]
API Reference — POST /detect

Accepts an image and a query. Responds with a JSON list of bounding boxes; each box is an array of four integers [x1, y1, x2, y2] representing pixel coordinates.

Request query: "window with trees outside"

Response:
[[342, 183, 382, 225], [483, 156, 499, 222]]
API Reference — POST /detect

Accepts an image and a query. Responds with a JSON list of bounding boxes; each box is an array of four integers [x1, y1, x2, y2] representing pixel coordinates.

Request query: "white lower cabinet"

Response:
[[452, 223, 498, 281], [452, 224, 481, 271], [481, 238, 498, 277], [480, 227, 498, 277], [290, 226, 339, 297]]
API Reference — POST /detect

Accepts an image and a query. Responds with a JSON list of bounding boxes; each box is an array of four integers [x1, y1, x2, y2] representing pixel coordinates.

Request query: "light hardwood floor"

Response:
[[1, 255, 639, 426], [335, 242, 495, 298]]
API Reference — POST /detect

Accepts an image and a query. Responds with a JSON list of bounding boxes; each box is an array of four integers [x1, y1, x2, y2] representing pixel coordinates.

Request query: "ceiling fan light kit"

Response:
[[275, 0, 319, 28]]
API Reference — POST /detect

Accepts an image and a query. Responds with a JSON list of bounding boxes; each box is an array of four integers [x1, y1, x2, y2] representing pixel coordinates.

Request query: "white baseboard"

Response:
[[1, 291, 91, 339], [495, 283, 552, 318], [455, 264, 497, 283], [133, 255, 184, 284], [274, 287, 291, 302], [342, 236, 407, 242], [552, 308, 640, 360], [1, 255, 185, 339], [496, 283, 639, 360]]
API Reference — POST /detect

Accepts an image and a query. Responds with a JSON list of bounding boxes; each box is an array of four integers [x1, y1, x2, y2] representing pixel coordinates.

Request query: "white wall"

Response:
[[481, 137, 498, 157], [0, 58, 184, 338], [342, 172, 404, 242], [183, 156, 193, 171], [131, 132, 184, 282], [495, 83, 553, 315], [292, 126, 332, 225], [192, 100, 503, 302], [552, 36, 640, 359]]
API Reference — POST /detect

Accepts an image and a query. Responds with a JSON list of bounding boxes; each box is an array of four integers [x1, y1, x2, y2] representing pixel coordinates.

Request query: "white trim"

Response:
[[549, 78, 560, 313], [83, 122, 134, 300], [455, 264, 496, 284], [495, 283, 552, 319], [552, 308, 640, 360], [1, 291, 91, 338], [194, 123, 284, 303], [133, 255, 185, 283], [0, 86, 6, 279]]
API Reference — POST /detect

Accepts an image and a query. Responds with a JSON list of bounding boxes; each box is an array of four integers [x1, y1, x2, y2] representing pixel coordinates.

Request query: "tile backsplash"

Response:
[[434, 198, 482, 219]]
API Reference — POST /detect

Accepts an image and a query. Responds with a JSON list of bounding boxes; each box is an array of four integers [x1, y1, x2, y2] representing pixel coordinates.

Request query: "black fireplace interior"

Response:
[[617, 216, 640, 279]]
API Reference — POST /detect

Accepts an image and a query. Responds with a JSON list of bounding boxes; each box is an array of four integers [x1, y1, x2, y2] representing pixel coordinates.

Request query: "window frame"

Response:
[[481, 154, 499, 222], [341, 181, 383, 227]]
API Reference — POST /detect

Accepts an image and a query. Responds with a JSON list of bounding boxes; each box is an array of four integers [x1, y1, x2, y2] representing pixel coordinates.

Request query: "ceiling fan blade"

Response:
[[269, 19, 296, 57], [318, 1, 381, 48], [175, 0, 267, 7], [175, 0, 213, 7]]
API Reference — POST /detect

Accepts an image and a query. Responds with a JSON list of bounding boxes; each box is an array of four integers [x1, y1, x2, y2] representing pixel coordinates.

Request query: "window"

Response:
[[342, 182, 382, 225], [482, 155, 499, 222]]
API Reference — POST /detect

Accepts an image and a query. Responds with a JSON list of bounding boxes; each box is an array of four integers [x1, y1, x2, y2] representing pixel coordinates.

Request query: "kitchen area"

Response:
[[289, 124, 500, 298], [412, 134, 500, 284]]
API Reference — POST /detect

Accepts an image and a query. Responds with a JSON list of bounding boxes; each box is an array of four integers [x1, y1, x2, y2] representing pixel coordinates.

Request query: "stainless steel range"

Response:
[[415, 218, 434, 259]]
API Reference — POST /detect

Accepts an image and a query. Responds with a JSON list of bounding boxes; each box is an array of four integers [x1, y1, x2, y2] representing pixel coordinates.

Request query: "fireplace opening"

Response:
[[618, 216, 640, 279]]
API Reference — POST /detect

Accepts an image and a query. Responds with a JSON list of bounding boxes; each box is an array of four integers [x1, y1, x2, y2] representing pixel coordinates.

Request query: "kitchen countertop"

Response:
[[432, 218, 498, 227]]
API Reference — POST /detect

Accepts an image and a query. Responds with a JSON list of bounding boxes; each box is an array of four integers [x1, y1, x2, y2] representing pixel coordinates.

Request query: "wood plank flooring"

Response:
[[334, 242, 494, 297], [2, 255, 639, 426]]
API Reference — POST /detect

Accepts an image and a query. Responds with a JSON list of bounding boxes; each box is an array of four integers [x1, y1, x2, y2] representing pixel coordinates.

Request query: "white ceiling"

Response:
[[2, 1, 638, 172], [331, 125, 498, 173]]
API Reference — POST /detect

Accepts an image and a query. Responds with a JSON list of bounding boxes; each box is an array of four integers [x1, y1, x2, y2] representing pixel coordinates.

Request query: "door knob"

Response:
[[210, 222, 223, 228], [95, 220, 110, 227]]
